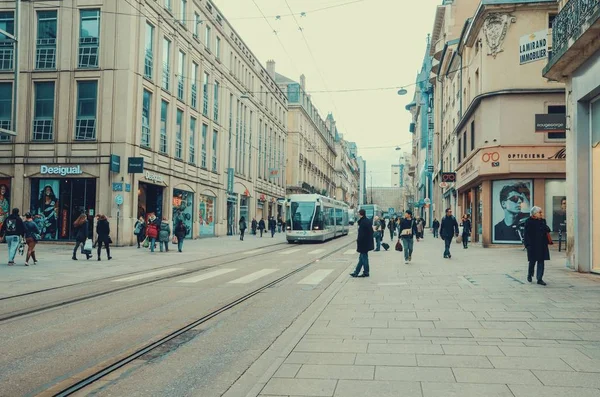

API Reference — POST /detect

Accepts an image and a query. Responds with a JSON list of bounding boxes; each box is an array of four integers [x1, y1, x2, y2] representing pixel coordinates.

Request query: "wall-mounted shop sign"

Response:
[[112, 182, 123, 191], [40, 165, 83, 176], [268, 168, 279, 179], [535, 114, 566, 133], [227, 168, 234, 193], [110, 154, 121, 173], [127, 157, 144, 174], [519, 29, 548, 64], [144, 171, 164, 183]]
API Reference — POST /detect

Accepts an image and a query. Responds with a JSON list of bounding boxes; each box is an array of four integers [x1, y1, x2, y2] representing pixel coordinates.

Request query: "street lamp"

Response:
[[397, 88, 408, 96]]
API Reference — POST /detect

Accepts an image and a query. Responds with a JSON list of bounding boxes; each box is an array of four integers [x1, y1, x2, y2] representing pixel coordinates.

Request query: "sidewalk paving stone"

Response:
[[333, 380, 422, 397], [416, 354, 494, 369], [295, 364, 374, 380], [453, 368, 541, 385], [422, 382, 514, 397], [488, 356, 574, 371], [508, 385, 600, 397], [375, 366, 455, 382]]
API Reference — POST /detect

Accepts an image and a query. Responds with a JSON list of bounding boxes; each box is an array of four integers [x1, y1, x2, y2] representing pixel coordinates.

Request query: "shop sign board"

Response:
[[110, 154, 121, 173], [112, 182, 123, 191], [535, 114, 566, 133], [125, 183, 131, 192], [144, 171, 164, 183], [40, 165, 83, 176], [519, 29, 548, 64], [127, 157, 144, 174]]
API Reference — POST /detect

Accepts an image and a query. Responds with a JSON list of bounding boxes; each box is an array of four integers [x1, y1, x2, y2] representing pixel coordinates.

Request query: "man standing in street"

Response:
[[432, 218, 440, 238], [350, 209, 374, 278], [439, 208, 459, 259], [269, 216, 277, 238]]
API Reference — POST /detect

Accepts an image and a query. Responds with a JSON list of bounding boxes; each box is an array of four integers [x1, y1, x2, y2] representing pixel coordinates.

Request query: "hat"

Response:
[[405, 210, 412, 216]]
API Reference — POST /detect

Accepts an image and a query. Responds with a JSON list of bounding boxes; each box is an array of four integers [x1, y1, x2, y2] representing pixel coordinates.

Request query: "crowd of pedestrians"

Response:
[[134, 213, 187, 254]]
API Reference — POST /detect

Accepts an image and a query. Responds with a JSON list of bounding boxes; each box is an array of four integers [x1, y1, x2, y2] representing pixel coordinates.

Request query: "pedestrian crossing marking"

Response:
[[343, 249, 356, 255], [177, 268, 237, 283], [308, 249, 325, 254], [245, 249, 264, 255], [298, 269, 334, 285], [279, 249, 301, 255], [113, 268, 184, 282], [228, 269, 277, 284]]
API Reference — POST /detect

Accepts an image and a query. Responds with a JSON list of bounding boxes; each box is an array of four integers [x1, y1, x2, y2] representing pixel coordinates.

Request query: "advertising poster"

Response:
[[544, 179, 566, 234], [199, 195, 215, 236], [492, 180, 532, 244], [172, 189, 193, 238], [35, 180, 60, 240], [0, 179, 10, 232]]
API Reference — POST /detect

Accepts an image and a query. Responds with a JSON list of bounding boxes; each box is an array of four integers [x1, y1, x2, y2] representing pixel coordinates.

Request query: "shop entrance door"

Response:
[[138, 182, 164, 221], [227, 194, 237, 236]]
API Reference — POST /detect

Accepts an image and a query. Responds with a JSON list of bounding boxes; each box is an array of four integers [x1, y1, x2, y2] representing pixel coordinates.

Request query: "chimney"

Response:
[[300, 74, 306, 90], [266, 60, 275, 77]]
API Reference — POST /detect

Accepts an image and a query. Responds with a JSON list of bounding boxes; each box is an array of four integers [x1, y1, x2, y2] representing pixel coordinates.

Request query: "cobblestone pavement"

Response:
[[242, 235, 600, 397]]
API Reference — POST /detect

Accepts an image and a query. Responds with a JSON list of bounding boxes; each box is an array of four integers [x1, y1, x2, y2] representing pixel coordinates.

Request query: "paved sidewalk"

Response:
[[250, 235, 600, 397], [0, 232, 288, 297]]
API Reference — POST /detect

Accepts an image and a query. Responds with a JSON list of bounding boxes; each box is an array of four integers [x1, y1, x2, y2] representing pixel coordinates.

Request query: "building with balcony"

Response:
[[543, 0, 600, 272], [0, 0, 287, 242], [330, 118, 360, 208], [269, 62, 337, 198]]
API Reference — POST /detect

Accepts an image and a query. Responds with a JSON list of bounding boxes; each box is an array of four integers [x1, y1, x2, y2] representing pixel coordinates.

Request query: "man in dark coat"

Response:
[[432, 218, 440, 238], [524, 206, 550, 286], [439, 208, 459, 259], [350, 209, 374, 278]]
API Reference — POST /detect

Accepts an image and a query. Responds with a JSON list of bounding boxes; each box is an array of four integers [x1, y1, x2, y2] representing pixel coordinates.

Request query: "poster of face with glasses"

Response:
[[492, 180, 532, 244]]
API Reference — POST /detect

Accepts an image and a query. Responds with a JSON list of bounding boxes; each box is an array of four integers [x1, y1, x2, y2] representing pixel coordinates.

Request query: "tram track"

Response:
[[41, 237, 354, 397]]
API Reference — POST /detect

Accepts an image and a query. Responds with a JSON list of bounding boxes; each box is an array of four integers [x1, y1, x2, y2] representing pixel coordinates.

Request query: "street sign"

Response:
[[441, 172, 456, 182], [128, 157, 144, 173], [112, 182, 123, 191], [388, 207, 395, 215], [125, 183, 131, 192], [110, 154, 121, 173], [114, 194, 124, 206], [227, 168, 234, 193], [439, 181, 449, 189]]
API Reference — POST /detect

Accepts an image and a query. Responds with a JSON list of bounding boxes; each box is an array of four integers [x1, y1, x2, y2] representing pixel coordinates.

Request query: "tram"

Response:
[[358, 204, 383, 220], [285, 194, 349, 243]]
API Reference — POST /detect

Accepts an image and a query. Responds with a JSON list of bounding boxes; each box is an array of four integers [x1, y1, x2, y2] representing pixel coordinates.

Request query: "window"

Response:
[[180, 0, 186, 25], [191, 62, 198, 108], [162, 38, 171, 91], [144, 23, 154, 79], [0, 82, 12, 141], [78, 9, 100, 68], [165, 0, 172, 11], [0, 12, 15, 71], [33, 82, 55, 141], [36, 11, 57, 70], [75, 81, 98, 140], [205, 25, 211, 51], [458, 137, 462, 163], [194, 13, 200, 37], [213, 81, 219, 122], [202, 71, 209, 117], [177, 50, 185, 100], [215, 36, 221, 60], [175, 109, 183, 159], [212, 129, 218, 171], [201, 123, 208, 168], [258, 122, 262, 177], [470, 120, 475, 151], [160, 100, 168, 154], [547, 105, 567, 140], [141, 90, 152, 147], [189, 117, 196, 164], [462, 132, 467, 161]]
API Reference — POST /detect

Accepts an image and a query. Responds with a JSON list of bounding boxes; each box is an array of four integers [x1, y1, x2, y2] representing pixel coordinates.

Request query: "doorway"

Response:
[[138, 182, 164, 221]]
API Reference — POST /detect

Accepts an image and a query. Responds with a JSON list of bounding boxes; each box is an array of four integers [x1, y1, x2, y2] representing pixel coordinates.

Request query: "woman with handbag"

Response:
[[23, 212, 41, 266], [146, 214, 159, 253], [398, 210, 419, 264], [96, 214, 112, 261], [524, 206, 550, 286], [72, 213, 91, 260]]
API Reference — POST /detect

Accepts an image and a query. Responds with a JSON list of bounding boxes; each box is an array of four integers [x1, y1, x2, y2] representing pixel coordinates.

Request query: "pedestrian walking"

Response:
[[398, 210, 419, 264], [269, 216, 277, 238], [96, 214, 112, 261], [146, 213, 159, 253], [23, 212, 40, 266], [134, 216, 146, 248], [239, 216, 247, 241], [387, 218, 395, 241], [524, 206, 550, 286], [258, 218, 265, 237], [158, 217, 171, 252], [277, 216, 283, 233], [416, 217, 424, 240], [372, 216, 382, 251], [440, 208, 459, 259], [461, 214, 472, 249], [174, 220, 186, 252], [251, 218, 257, 235], [432, 218, 440, 238], [380, 218, 387, 241], [350, 209, 374, 278], [0, 208, 25, 266], [72, 213, 91, 261]]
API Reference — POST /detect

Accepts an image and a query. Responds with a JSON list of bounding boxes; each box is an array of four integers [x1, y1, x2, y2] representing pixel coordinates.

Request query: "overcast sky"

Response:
[[213, 0, 440, 186]]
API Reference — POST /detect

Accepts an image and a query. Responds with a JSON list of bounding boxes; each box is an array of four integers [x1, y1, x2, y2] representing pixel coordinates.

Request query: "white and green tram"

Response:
[[285, 194, 349, 243]]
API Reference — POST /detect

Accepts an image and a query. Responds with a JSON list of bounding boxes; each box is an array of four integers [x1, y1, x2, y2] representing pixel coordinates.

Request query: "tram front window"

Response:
[[290, 202, 317, 231]]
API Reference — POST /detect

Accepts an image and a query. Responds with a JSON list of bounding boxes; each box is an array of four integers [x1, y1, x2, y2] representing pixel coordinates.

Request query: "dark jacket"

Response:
[[432, 220, 440, 230], [258, 219, 266, 230], [134, 220, 146, 236], [158, 221, 171, 242], [73, 220, 88, 242], [1, 214, 25, 237], [399, 218, 418, 239], [387, 220, 395, 231], [239, 219, 247, 231], [251, 219, 257, 230], [96, 219, 111, 243], [462, 219, 472, 236], [524, 218, 550, 262], [24, 220, 41, 240], [174, 222, 187, 239], [269, 218, 277, 231], [356, 216, 374, 253], [440, 215, 459, 239]]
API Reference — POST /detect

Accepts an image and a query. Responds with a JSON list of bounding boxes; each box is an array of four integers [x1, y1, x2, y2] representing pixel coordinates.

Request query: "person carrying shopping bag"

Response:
[[398, 210, 419, 264], [146, 213, 159, 253], [72, 213, 91, 260], [134, 216, 146, 248]]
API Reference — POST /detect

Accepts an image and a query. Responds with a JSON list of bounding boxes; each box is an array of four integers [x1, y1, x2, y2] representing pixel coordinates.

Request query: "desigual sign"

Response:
[[144, 171, 164, 183], [40, 165, 83, 176]]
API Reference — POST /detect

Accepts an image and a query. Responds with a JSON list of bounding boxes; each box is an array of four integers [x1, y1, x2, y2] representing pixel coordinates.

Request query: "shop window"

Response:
[[547, 105, 566, 140], [138, 182, 164, 221], [0, 178, 11, 231], [173, 189, 193, 238], [199, 194, 215, 236], [545, 179, 566, 237]]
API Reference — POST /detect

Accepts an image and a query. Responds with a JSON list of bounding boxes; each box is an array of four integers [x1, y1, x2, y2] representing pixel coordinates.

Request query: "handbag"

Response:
[[18, 237, 25, 256], [395, 240, 403, 252], [142, 236, 150, 248], [546, 232, 554, 245], [172, 235, 178, 244], [456, 235, 463, 244], [83, 238, 93, 254]]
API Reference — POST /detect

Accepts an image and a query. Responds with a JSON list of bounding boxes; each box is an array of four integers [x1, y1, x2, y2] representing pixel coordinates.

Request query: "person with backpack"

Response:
[[238, 216, 247, 241], [146, 213, 159, 253], [0, 208, 25, 266], [174, 219, 187, 252], [72, 213, 91, 260], [439, 208, 460, 259], [134, 216, 146, 248], [158, 216, 171, 252], [398, 210, 419, 264], [23, 212, 41, 266]]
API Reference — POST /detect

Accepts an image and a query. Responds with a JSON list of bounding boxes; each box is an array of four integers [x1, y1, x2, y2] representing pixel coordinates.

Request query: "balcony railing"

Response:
[[177, 77, 184, 100], [0, 118, 11, 141], [144, 50, 153, 79], [162, 63, 170, 91], [191, 84, 197, 108], [551, 0, 600, 62]]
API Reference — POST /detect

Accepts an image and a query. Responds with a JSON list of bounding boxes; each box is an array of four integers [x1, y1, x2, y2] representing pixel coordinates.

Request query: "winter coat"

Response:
[[174, 223, 187, 239], [73, 220, 88, 243], [356, 216, 374, 253], [96, 219, 111, 244], [432, 220, 440, 230], [158, 221, 171, 242], [134, 220, 146, 236], [146, 219, 159, 239], [440, 216, 459, 240], [258, 220, 266, 230], [1, 214, 25, 237], [269, 218, 277, 231], [398, 218, 418, 239], [462, 219, 472, 236], [239, 220, 247, 231], [24, 220, 41, 241], [524, 218, 551, 262], [251, 220, 257, 230]]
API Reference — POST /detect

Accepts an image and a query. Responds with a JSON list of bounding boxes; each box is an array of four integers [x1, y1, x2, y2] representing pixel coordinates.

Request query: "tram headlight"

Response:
[[314, 226, 319, 230]]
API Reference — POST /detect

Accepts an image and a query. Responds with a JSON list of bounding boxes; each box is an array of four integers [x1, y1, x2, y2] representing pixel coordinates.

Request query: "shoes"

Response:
[[8, 262, 14, 266], [72, 256, 77, 261], [34, 261, 38, 265], [409, 256, 412, 261], [405, 260, 409, 264], [349, 273, 358, 278], [448, 254, 452, 259], [537, 280, 547, 286], [359, 274, 369, 277], [527, 275, 532, 283], [98, 257, 101, 261], [24, 262, 29, 266], [108, 257, 112, 260], [443, 255, 448, 259]]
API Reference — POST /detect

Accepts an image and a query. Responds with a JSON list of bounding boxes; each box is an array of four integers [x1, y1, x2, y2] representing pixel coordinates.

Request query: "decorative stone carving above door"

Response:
[[483, 13, 516, 58]]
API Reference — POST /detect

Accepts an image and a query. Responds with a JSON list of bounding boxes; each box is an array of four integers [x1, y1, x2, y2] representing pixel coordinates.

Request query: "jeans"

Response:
[[462, 234, 469, 248], [177, 237, 184, 252], [260, 229, 263, 237], [160, 241, 169, 252], [271, 229, 276, 238], [528, 260, 545, 281], [433, 229, 439, 238], [374, 234, 381, 251], [443, 237, 453, 257], [6, 235, 19, 263], [389, 229, 394, 241], [150, 237, 157, 252], [402, 237, 414, 261], [73, 240, 86, 258], [353, 252, 370, 276]]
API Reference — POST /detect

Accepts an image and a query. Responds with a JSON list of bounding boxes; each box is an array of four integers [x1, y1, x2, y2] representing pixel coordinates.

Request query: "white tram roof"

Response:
[[286, 194, 349, 207]]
